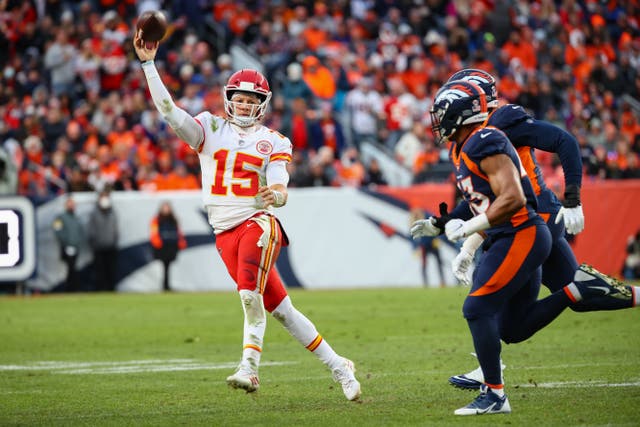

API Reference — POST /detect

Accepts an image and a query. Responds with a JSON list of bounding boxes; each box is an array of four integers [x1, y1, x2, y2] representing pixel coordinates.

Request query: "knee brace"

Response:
[[239, 289, 266, 326]]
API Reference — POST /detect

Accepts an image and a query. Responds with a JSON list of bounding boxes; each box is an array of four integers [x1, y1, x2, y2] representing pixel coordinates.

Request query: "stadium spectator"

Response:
[[87, 189, 119, 291], [409, 208, 445, 288], [0, 143, 17, 195], [344, 76, 384, 148], [623, 230, 640, 280], [43, 28, 78, 98], [52, 195, 85, 292], [362, 157, 387, 188], [133, 32, 361, 400], [308, 101, 346, 157], [149, 200, 186, 292]]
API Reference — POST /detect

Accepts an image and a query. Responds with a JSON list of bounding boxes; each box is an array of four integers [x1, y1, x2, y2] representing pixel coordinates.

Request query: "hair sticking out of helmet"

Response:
[[223, 69, 272, 127], [447, 69, 498, 109], [430, 80, 488, 145]]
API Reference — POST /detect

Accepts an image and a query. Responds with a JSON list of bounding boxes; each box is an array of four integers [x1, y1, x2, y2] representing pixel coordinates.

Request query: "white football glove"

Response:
[[451, 233, 484, 286], [555, 205, 584, 235], [445, 214, 490, 243], [444, 219, 466, 242], [410, 216, 442, 239], [452, 248, 474, 286]]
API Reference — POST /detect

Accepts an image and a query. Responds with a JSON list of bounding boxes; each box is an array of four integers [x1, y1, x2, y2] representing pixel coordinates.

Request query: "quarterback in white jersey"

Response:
[[133, 31, 360, 401], [195, 113, 293, 232]]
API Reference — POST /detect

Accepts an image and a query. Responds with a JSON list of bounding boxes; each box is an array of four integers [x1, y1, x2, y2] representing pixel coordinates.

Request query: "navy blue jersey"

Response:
[[449, 126, 540, 236], [488, 104, 582, 214]]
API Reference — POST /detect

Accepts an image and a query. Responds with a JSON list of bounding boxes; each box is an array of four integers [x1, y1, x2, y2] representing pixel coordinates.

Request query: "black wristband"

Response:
[[563, 184, 581, 208]]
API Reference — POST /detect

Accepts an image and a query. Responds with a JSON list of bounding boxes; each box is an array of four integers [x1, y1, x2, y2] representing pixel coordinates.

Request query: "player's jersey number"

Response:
[[210, 149, 264, 197], [458, 176, 490, 215]]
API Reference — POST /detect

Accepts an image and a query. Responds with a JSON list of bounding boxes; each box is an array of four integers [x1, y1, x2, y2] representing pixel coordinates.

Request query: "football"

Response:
[[135, 10, 168, 43]]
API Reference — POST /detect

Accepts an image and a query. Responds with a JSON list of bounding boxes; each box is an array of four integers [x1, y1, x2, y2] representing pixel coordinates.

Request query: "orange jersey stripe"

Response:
[[243, 344, 262, 352], [270, 153, 292, 163], [460, 152, 489, 181], [306, 334, 323, 352], [516, 146, 541, 195], [470, 226, 537, 296], [510, 206, 531, 228]]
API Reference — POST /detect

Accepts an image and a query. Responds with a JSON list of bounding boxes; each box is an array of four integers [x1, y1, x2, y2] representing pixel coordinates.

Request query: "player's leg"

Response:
[[544, 215, 639, 311], [265, 272, 361, 401], [216, 220, 271, 392], [455, 224, 551, 415]]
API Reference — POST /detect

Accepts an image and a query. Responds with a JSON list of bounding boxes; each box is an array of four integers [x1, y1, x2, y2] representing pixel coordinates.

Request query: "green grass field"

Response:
[[1, 287, 639, 426]]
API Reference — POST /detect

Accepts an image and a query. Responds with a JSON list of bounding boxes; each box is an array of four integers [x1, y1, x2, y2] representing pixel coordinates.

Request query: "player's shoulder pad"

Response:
[[487, 104, 532, 129], [465, 126, 509, 160], [263, 126, 293, 155]]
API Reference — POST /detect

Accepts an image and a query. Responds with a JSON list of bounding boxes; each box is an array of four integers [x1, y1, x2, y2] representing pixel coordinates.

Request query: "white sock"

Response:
[[633, 287, 640, 307], [564, 282, 583, 302], [491, 386, 505, 397], [239, 290, 266, 372], [272, 296, 342, 370]]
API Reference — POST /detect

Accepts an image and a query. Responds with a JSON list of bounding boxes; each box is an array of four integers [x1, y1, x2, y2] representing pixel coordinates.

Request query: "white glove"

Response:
[[445, 214, 490, 243], [452, 248, 474, 286], [445, 219, 466, 242], [555, 205, 584, 235], [410, 217, 441, 239], [451, 233, 484, 286]]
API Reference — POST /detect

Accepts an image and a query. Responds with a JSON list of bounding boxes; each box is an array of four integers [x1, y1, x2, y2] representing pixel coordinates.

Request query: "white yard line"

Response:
[[515, 380, 640, 388]]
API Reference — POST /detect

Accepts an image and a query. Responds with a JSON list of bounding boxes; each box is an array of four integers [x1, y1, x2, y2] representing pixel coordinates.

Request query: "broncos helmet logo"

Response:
[[430, 80, 488, 145], [447, 69, 499, 108]]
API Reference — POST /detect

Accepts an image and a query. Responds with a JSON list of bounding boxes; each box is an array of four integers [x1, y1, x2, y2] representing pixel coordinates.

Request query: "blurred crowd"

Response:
[[1, 0, 640, 203]]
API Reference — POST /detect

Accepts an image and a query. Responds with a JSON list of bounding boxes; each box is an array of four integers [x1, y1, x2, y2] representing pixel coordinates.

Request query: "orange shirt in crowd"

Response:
[[302, 56, 336, 100]]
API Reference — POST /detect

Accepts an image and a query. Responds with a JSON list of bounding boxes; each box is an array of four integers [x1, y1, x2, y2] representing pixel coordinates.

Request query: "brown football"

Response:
[[136, 10, 168, 42]]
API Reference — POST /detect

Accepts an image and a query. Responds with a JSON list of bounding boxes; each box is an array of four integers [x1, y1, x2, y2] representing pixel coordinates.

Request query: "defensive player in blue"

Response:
[[410, 80, 625, 415], [442, 69, 639, 391]]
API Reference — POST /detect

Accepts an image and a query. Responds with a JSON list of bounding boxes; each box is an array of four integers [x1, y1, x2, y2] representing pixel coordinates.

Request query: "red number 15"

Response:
[[210, 149, 264, 197]]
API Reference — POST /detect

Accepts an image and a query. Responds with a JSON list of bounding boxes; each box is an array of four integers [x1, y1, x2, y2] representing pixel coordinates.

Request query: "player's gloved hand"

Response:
[[451, 233, 484, 286], [445, 219, 466, 242], [555, 184, 584, 235], [452, 249, 473, 286], [410, 217, 442, 239], [445, 214, 490, 243]]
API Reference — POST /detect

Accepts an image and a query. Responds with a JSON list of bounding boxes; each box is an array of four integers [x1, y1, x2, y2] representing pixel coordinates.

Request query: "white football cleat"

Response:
[[226, 365, 259, 393], [332, 358, 361, 401], [454, 385, 512, 416]]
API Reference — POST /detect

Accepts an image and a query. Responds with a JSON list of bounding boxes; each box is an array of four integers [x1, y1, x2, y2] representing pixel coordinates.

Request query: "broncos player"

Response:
[[411, 80, 624, 415], [444, 69, 639, 390]]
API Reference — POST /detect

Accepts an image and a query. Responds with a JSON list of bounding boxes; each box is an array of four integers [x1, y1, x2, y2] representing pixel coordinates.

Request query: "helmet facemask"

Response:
[[224, 91, 272, 127]]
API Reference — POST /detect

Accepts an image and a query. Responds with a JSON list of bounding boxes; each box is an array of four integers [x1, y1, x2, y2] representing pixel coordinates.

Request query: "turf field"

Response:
[[1, 287, 639, 426]]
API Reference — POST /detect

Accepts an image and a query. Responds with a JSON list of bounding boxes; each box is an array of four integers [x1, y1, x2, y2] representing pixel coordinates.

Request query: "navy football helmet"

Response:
[[447, 69, 498, 109], [430, 80, 488, 145]]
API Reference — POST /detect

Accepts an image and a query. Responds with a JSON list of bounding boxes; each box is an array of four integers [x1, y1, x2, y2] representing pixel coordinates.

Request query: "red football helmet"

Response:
[[223, 69, 272, 127]]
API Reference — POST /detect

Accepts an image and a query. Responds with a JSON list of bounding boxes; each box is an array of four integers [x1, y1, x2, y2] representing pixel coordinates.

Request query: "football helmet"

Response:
[[430, 80, 488, 145], [447, 69, 498, 109], [223, 69, 272, 127]]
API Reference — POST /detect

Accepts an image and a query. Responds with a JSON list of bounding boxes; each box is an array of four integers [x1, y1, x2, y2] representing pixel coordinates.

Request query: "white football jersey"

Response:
[[194, 113, 292, 233]]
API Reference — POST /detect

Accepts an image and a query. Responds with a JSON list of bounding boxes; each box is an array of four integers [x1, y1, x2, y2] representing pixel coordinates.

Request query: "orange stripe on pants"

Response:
[[471, 226, 537, 296]]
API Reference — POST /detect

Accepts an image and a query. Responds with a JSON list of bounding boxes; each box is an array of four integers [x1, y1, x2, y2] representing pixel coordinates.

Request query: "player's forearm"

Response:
[[141, 60, 203, 149]]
